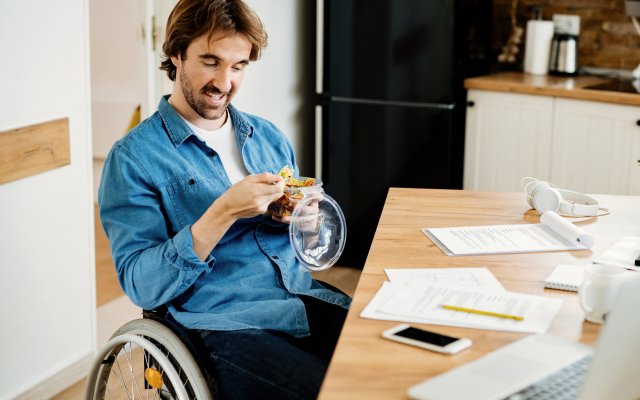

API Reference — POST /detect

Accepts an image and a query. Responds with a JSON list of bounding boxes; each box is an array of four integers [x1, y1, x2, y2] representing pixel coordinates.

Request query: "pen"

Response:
[[441, 305, 524, 321]]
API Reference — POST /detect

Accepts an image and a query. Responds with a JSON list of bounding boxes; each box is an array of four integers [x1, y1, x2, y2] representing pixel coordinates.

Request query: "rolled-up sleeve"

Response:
[[98, 147, 214, 310]]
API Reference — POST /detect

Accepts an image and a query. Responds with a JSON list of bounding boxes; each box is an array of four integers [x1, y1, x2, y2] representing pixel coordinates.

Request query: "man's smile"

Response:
[[204, 91, 227, 105]]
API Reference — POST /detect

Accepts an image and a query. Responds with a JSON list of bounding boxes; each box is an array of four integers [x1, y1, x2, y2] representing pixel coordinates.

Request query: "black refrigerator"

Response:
[[315, 0, 492, 268]]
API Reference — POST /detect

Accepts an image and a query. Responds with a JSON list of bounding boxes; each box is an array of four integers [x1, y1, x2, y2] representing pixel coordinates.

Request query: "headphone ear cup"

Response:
[[534, 188, 563, 214], [525, 181, 545, 209]]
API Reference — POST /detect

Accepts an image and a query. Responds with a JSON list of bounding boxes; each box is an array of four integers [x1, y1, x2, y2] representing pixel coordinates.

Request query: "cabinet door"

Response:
[[463, 90, 554, 192], [551, 98, 640, 195]]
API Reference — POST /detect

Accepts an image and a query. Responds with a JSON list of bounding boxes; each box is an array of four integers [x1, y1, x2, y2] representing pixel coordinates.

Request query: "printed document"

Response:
[[423, 211, 594, 256], [377, 283, 563, 334], [384, 267, 505, 290], [360, 281, 496, 329], [362, 267, 506, 328]]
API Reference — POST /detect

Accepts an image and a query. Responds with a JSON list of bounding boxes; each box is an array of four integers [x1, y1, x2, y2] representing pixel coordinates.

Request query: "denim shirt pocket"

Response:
[[166, 173, 223, 228]]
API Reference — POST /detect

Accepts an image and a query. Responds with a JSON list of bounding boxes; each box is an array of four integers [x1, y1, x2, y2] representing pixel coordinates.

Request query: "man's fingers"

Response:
[[242, 172, 282, 183], [272, 215, 291, 224]]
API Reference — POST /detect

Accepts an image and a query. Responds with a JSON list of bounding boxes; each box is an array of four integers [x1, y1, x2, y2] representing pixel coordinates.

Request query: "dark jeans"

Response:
[[194, 295, 348, 400]]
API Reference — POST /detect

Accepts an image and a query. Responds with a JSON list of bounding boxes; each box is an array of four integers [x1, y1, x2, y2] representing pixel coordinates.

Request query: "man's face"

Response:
[[172, 33, 251, 121]]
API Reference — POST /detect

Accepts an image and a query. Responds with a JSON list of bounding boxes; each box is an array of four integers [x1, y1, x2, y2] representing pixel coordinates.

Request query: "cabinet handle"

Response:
[[467, 101, 475, 107]]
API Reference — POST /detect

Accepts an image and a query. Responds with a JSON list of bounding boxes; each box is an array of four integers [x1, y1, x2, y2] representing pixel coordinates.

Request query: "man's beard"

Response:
[[180, 66, 231, 120]]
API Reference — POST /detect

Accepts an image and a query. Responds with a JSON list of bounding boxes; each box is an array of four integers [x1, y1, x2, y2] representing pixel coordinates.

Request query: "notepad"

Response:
[[544, 264, 585, 292], [423, 211, 594, 256]]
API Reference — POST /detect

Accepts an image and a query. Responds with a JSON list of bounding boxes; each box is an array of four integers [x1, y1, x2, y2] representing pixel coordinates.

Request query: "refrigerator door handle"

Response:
[[330, 96, 455, 110], [316, 0, 324, 94], [315, 105, 323, 180]]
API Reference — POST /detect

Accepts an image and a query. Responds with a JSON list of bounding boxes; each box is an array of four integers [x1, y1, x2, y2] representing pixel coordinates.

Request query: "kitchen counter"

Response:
[[464, 71, 640, 107]]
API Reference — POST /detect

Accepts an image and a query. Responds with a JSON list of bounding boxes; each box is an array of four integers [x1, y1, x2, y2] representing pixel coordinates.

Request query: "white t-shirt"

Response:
[[169, 101, 249, 185]]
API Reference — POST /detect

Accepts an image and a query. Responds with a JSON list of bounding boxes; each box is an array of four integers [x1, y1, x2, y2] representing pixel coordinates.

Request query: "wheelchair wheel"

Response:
[[83, 319, 214, 400]]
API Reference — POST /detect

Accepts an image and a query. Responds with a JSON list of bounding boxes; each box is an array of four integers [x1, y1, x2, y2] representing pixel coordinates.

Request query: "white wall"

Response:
[[0, 0, 96, 399], [91, 0, 142, 158]]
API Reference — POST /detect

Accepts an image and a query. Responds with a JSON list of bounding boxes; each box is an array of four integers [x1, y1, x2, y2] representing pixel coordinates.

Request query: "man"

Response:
[[98, 0, 351, 398]]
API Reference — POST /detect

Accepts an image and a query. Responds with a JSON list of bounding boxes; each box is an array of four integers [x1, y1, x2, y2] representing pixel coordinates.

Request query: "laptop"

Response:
[[408, 274, 640, 400]]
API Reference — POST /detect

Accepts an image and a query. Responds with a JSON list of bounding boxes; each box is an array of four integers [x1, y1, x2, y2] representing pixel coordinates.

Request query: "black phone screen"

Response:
[[394, 327, 459, 347]]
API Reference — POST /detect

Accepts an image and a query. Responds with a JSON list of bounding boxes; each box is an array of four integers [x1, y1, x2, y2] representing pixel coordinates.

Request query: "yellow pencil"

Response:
[[441, 305, 524, 321]]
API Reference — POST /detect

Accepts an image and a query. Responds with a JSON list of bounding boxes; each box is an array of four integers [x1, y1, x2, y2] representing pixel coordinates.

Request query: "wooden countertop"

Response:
[[318, 188, 640, 400], [464, 72, 640, 107]]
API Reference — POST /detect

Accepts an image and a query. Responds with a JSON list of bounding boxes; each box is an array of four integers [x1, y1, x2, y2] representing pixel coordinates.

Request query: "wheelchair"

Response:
[[83, 281, 348, 400]]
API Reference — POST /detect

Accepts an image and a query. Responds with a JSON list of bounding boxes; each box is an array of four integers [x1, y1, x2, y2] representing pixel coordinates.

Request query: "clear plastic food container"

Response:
[[267, 177, 346, 271]]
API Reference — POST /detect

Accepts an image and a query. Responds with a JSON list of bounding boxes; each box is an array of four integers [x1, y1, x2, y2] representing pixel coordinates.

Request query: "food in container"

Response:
[[266, 166, 347, 271], [267, 166, 321, 218]]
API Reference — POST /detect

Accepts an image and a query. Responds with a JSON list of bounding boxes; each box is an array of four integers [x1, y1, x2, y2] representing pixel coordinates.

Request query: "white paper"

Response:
[[377, 284, 563, 334], [593, 237, 640, 272], [384, 267, 505, 291], [361, 268, 506, 330], [359, 282, 488, 329], [423, 211, 593, 256]]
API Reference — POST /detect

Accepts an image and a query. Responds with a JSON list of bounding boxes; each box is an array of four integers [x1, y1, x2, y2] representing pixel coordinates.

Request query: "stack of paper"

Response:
[[361, 267, 564, 334]]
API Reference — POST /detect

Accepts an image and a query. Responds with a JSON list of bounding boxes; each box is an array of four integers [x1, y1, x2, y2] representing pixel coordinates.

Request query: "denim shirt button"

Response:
[[189, 179, 195, 185], [209, 151, 215, 157], [272, 255, 279, 260]]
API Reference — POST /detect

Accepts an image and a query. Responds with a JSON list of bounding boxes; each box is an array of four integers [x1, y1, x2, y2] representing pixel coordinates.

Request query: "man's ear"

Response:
[[171, 52, 182, 69]]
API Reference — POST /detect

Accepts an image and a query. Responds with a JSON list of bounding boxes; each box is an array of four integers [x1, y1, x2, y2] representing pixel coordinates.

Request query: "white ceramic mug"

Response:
[[578, 264, 627, 324]]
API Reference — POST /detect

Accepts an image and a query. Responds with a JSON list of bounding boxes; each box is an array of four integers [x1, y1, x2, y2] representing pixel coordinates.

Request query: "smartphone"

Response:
[[382, 324, 472, 354]]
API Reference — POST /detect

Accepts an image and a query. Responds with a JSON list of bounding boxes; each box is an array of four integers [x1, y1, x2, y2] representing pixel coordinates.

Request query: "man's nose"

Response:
[[213, 69, 232, 93]]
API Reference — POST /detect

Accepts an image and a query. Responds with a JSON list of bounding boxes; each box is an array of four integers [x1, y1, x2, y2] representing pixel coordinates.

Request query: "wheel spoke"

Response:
[[113, 352, 134, 400], [130, 343, 134, 400], [103, 378, 115, 400], [122, 342, 144, 399], [144, 348, 151, 400]]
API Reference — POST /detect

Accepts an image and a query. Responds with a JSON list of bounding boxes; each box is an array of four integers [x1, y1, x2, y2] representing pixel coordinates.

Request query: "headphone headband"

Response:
[[522, 178, 608, 217], [558, 190, 599, 216]]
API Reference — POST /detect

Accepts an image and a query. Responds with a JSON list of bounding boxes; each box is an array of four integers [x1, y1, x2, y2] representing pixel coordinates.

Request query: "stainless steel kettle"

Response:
[[549, 33, 578, 76]]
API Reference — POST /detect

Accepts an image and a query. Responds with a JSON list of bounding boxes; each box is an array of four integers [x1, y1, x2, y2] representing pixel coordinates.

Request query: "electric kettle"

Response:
[[549, 34, 578, 75]]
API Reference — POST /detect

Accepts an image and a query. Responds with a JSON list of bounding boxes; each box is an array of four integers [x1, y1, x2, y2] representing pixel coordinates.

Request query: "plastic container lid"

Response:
[[289, 192, 347, 271]]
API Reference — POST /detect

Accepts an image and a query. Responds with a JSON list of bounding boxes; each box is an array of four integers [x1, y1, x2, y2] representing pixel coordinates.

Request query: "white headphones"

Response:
[[521, 177, 609, 217]]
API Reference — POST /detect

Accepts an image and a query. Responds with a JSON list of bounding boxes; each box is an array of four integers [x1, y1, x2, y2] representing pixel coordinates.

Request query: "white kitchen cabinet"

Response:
[[463, 89, 554, 192], [551, 98, 640, 196], [464, 89, 640, 196]]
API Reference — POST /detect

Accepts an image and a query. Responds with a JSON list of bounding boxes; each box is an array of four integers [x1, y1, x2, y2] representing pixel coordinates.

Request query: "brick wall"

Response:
[[493, 0, 640, 69]]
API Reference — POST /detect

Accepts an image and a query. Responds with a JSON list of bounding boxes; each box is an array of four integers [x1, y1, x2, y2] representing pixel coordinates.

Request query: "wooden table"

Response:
[[318, 188, 640, 400]]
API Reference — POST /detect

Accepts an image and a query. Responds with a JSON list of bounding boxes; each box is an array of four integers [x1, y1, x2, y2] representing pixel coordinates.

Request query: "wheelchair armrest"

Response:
[[142, 304, 169, 322]]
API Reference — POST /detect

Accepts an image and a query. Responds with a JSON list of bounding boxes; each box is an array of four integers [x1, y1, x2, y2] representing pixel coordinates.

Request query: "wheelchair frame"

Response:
[[83, 281, 347, 400]]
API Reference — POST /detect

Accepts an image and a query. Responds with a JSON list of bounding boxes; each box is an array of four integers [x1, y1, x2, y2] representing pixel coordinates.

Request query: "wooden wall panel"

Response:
[[0, 118, 70, 185], [493, 0, 640, 70]]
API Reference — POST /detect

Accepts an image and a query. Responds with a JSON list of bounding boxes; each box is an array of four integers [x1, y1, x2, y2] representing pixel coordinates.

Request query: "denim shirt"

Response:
[[98, 95, 351, 338]]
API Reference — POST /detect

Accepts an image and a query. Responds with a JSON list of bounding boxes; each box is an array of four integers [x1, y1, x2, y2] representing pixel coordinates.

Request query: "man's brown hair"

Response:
[[160, 0, 268, 81]]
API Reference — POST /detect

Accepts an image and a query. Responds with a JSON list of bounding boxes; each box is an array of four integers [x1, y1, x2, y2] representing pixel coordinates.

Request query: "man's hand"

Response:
[[190, 173, 284, 261], [217, 172, 285, 220], [272, 192, 323, 227]]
